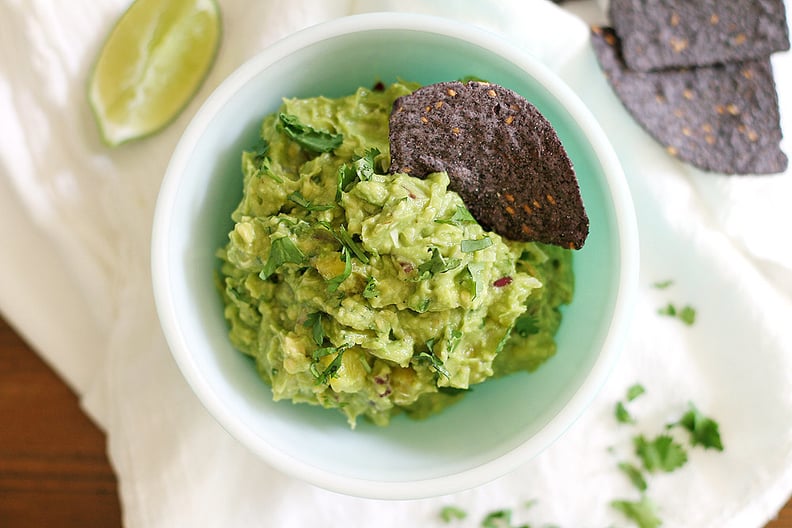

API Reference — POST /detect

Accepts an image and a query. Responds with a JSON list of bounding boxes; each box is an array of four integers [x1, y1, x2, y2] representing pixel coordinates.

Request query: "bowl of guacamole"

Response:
[[152, 13, 638, 499]]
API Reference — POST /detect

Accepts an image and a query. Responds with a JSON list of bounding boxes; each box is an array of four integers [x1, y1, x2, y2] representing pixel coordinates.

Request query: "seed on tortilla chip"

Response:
[[388, 81, 589, 249], [591, 26, 788, 175], [609, 0, 790, 72]]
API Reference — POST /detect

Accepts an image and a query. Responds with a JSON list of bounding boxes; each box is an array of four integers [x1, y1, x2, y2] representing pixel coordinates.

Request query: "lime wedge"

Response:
[[88, 0, 221, 147]]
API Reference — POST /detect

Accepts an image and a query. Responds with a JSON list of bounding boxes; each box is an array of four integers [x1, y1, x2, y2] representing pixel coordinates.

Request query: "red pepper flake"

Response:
[[399, 261, 414, 273], [493, 276, 513, 287]]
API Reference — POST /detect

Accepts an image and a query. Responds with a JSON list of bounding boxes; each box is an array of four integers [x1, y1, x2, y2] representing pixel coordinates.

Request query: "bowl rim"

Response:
[[151, 12, 639, 500]]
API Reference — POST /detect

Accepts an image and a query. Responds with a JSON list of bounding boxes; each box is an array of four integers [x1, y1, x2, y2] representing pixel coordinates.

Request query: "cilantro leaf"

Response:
[[439, 506, 467, 522], [611, 496, 662, 528], [249, 137, 269, 164], [259, 237, 305, 279], [460, 237, 493, 253], [418, 338, 450, 379], [335, 148, 381, 199], [303, 312, 325, 346], [287, 190, 334, 212], [634, 434, 688, 473], [310, 345, 348, 385], [417, 247, 461, 279], [447, 329, 463, 354], [652, 279, 674, 289], [513, 313, 540, 337], [335, 225, 370, 264], [615, 401, 635, 424], [277, 113, 343, 153], [352, 147, 380, 181], [672, 404, 724, 451], [618, 461, 648, 492], [327, 247, 352, 292], [363, 276, 379, 299], [658, 303, 696, 325], [627, 383, 646, 402], [481, 509, 512, 528], [463, 262, 485, 299], [436, 205, 477, 226], [336, 164, 357, 200], [678, 305, 696, 326]]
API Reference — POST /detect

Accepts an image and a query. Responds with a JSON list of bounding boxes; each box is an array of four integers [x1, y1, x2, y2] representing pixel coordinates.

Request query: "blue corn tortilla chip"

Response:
[[591, 26, 788, 175], [609, 0, 790, 72], [388, 81, 589, 249]]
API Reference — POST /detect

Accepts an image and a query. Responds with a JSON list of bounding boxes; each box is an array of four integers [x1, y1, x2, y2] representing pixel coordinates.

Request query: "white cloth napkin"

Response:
[[2, 0, 792, 526]]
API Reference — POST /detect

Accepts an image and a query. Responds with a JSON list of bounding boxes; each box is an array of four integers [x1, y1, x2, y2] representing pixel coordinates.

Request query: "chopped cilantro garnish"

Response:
[[287, 190, 334, 212], [258, 158, 283, 183], [303, 312, 325, 346], [439, 505, 467, 522], [310, 345, 348, 385], [417, 247, 461, 279], [463, 262, 486, 299], [318, 222, 370, 264], [327, 247, 352, 292], [671, 403, 724, 451], [363, 276, 379, 299], [615, 401, 635, 424], [657, 303, 676, 317], [249, 137, 269, 164], [335, 225, 370, 264], [618, 461, 648, 492], [611, 496, 662, 528], [352, 147, 380, 181], [652, 279, 674, 289], [335, 148, 381, 199], [513, 313, 540, 337], [277, 113, 343, 153], [418, 339, 450, 378], [627, 383, 646, 402], [634, 434, 688, 473], [447, 329, 463, 354], [259, 236, 305, 279], [461, 236, 493, 253], [436, 205, 477, 226], [336, 164, 357, 200]]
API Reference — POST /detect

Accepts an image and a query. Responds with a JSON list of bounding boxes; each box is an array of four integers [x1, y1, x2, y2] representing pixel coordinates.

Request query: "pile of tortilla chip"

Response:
[[591, 0, 790, 175]]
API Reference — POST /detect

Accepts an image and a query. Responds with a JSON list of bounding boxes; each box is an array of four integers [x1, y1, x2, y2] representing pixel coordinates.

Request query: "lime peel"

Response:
[[88, 0, 221, 147]]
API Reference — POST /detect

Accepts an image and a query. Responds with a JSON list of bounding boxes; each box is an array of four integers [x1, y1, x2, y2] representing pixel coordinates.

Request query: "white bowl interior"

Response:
[[152, 14, 637, 499]]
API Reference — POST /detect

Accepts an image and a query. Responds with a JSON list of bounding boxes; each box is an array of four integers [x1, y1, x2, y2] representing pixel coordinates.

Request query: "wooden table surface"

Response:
[[1, 315, 791, 527]]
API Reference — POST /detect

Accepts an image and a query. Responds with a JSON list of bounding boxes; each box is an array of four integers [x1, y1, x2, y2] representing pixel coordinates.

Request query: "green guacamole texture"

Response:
[[217, 81, 574, 426]]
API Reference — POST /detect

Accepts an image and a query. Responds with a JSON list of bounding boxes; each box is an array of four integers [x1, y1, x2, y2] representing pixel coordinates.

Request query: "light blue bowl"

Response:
[[152, 13, 638, 500]]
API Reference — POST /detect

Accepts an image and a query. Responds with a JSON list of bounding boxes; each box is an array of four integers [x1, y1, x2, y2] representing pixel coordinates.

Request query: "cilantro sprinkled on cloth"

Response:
[[670, 403, 724, 451], [634, 434, 688, 473], [618, 461, 648, 492], [439, 506, 467, 522], [611, 496, 662, 528]]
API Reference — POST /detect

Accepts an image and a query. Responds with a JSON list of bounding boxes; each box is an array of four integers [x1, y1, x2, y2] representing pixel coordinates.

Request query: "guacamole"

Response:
[[217, 81, 574, 426]]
